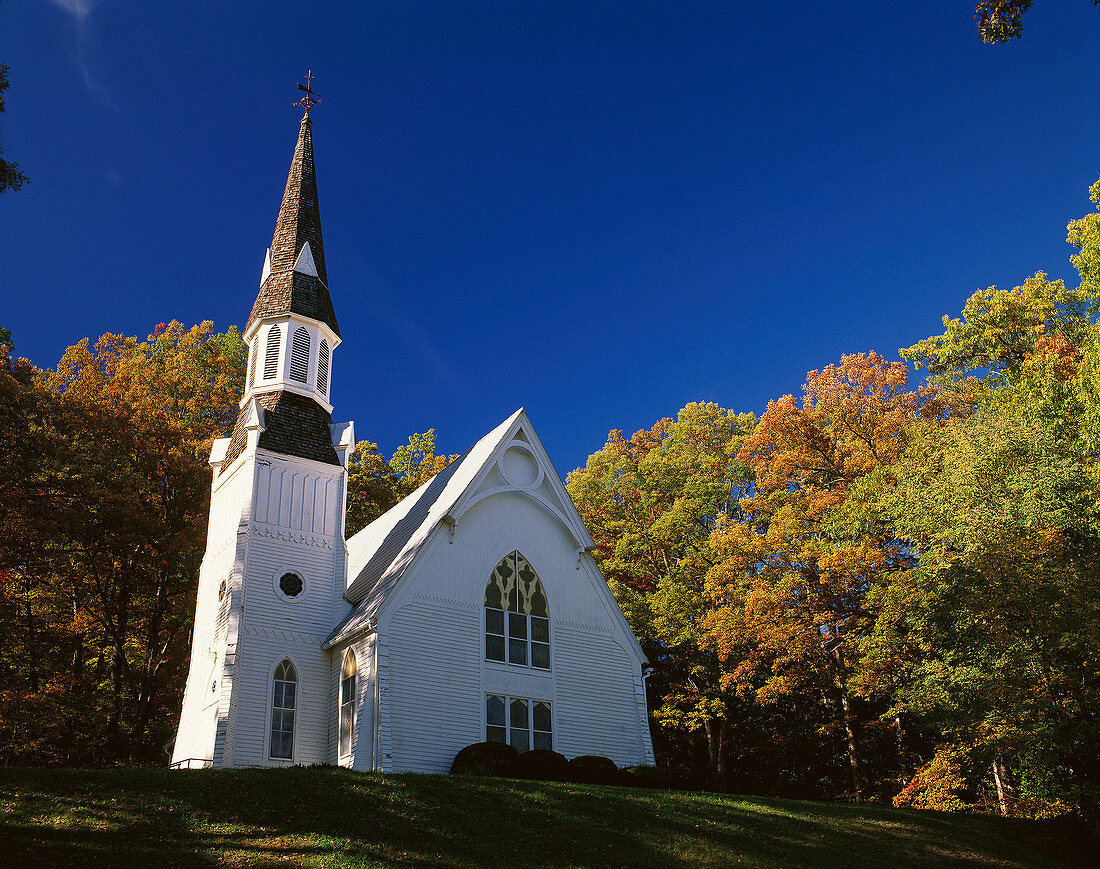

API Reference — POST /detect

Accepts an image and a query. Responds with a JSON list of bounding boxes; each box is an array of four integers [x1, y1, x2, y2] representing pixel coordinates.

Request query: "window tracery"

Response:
[[485, 551, 549, 669]]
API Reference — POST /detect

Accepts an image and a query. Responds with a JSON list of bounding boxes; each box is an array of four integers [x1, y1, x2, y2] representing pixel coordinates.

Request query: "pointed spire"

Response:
[[246, 105, 341, 338]]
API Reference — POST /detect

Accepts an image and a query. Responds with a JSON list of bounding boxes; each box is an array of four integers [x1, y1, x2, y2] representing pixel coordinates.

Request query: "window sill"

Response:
[[483, 659, 552, 676]]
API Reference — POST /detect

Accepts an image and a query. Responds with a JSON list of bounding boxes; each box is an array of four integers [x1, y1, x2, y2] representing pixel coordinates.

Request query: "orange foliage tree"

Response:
[[704, 353, 943, 797]]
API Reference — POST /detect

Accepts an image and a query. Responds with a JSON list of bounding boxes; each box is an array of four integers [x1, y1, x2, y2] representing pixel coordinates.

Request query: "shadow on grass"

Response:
[[0, 767, 1091, 868]]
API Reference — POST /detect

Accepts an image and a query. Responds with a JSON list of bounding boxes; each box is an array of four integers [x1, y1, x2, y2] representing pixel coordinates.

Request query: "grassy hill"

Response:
[[0, 767, 1092, 868]]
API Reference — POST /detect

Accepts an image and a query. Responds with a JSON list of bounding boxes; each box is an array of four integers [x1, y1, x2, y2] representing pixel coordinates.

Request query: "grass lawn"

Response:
[[0, 767, 1093, 868]]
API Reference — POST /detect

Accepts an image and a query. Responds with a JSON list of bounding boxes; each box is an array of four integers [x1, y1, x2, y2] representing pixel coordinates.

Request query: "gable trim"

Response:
[[451, 486, 587, 550]]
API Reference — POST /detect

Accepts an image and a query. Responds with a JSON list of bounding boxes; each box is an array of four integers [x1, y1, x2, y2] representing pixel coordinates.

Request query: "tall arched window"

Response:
[[263, 325, 282, 380], [317, 339, 330, 394], [289, 327, 310, 383], [270, 659, 297, 760], [339, 648, 356, 759], [248, 342, 257, 389], [485, 551, 549, 669]]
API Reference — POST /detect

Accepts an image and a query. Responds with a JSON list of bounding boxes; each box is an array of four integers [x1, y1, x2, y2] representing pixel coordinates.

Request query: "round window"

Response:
[[279, 572, 304, 598]]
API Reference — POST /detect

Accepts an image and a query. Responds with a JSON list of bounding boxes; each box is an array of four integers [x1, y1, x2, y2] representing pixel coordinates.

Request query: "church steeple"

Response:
[[221, 80, 350, 471], [246, 107, 340, 338]]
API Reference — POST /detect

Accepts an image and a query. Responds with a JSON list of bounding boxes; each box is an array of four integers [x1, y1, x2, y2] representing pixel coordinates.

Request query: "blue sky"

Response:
[[3, 1, 1100, 473]]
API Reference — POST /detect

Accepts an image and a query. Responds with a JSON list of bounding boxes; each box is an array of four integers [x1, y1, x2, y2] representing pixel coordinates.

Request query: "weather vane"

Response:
[[294, 70, 321, 116]]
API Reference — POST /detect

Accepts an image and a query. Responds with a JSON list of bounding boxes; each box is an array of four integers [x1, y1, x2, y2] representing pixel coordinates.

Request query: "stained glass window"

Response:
[[279, 572, 303, 598], [484, 551, 550, 670]]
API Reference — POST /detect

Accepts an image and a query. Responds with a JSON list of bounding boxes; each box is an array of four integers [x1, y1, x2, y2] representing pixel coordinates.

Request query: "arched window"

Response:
[[339, 649, 356, 759], [270, 659, 297, 760], [263, 325, 281, 380], [317, 339, 330, 394], [485, 551, 549, 669], [289, 327, 310, 383], [248, 342, 257, 389]]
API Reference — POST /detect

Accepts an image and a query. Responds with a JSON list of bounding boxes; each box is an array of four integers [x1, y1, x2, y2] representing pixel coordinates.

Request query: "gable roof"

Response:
[[325, 409, 524, 647]]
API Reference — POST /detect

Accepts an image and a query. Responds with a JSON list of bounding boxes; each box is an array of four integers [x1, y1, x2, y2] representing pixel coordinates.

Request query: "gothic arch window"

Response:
[[485, 551, 550, 669], [317, 339, 330, 394], [270, 659, 297, 760], [263, 325, 281, 380], [289, 327, 310, 383], [339, 648, 356, 759]]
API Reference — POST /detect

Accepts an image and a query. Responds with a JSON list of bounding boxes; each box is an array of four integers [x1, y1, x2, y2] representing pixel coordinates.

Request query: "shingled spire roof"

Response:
[[245, 112, 341, 338]]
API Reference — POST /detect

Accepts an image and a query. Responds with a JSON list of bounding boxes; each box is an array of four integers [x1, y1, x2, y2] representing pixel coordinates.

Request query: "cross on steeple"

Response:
[[294, 71, 321, 116]]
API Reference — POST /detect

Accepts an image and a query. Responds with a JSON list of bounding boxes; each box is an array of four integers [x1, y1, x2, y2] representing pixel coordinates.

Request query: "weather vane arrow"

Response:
[[294, 70, 321, 116]]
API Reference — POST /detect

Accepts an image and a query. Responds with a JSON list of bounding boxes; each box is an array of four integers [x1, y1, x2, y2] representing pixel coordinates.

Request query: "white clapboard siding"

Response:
[[550, 627, 648, 766], [383, 602, 482, 773], [228, 631, 331, 766], [172, 460, 253, 767]]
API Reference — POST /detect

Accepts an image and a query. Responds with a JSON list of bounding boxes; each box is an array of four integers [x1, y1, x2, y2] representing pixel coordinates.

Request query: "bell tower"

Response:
[[172, 77, 354, 768]]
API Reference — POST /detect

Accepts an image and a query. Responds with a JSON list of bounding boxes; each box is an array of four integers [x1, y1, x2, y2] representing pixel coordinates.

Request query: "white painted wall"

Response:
[[172, 453, 253, 766], [373, 488, 653, 774], [225, 451, 346, 767], [173, 446, 349, 769]]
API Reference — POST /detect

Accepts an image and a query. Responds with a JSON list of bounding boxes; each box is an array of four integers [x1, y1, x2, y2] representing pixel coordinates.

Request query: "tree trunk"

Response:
[[894, 712, 911, 779], [840, 692, 865, 799], [992, 749, 1016, 817], [703, 718, 719, 785]]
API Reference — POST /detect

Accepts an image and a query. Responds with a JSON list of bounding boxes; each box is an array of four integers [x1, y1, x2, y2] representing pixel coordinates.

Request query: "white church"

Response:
[[170, 95, 656, 773]]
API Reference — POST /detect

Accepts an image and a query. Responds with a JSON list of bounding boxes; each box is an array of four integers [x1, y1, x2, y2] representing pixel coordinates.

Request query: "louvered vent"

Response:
[[290, 327, 310, 383], [248, 343, 257, 388], [263, 326, 281, 380], [317, 340, 330, 394]]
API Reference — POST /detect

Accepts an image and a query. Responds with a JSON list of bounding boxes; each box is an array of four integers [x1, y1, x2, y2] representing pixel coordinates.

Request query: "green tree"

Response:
[[345, 430, 458, 537], [974, 1, 1100, 43], [0, 63, 29, 194], [568, 403, 756, 783], [856, 183, 1100, 820]]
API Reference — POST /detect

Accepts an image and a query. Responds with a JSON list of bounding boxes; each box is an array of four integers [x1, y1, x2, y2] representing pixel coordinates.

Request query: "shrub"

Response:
[[450, 742, 520, 777], [514, 749, 570, 781], [622, 764, 674, 789], [893, 746, 971, 812], [568, 754, 619, 785]]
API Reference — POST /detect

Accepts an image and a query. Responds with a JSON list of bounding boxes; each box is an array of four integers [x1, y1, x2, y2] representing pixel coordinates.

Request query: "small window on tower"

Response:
[[290, 327, 310, 383], [317, 339, 330, 394], [279, 572, 303, 598], [263, 325, 281, 380]]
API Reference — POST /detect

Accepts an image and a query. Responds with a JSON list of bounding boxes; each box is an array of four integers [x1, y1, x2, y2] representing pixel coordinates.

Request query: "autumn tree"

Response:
[[568, 403, 756, 783], [852, 181, 1100, 820], [345, 429, 458, 536], [0, 322, 245, 764], [975, 1, 1100, 43], [703, 353, 942, 799], [0, 62, 28, 194]]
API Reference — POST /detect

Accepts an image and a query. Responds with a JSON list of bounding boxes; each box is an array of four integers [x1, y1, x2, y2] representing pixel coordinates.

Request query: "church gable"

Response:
[[333, 409, 597, 647], [451, 420, 593, 551]]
